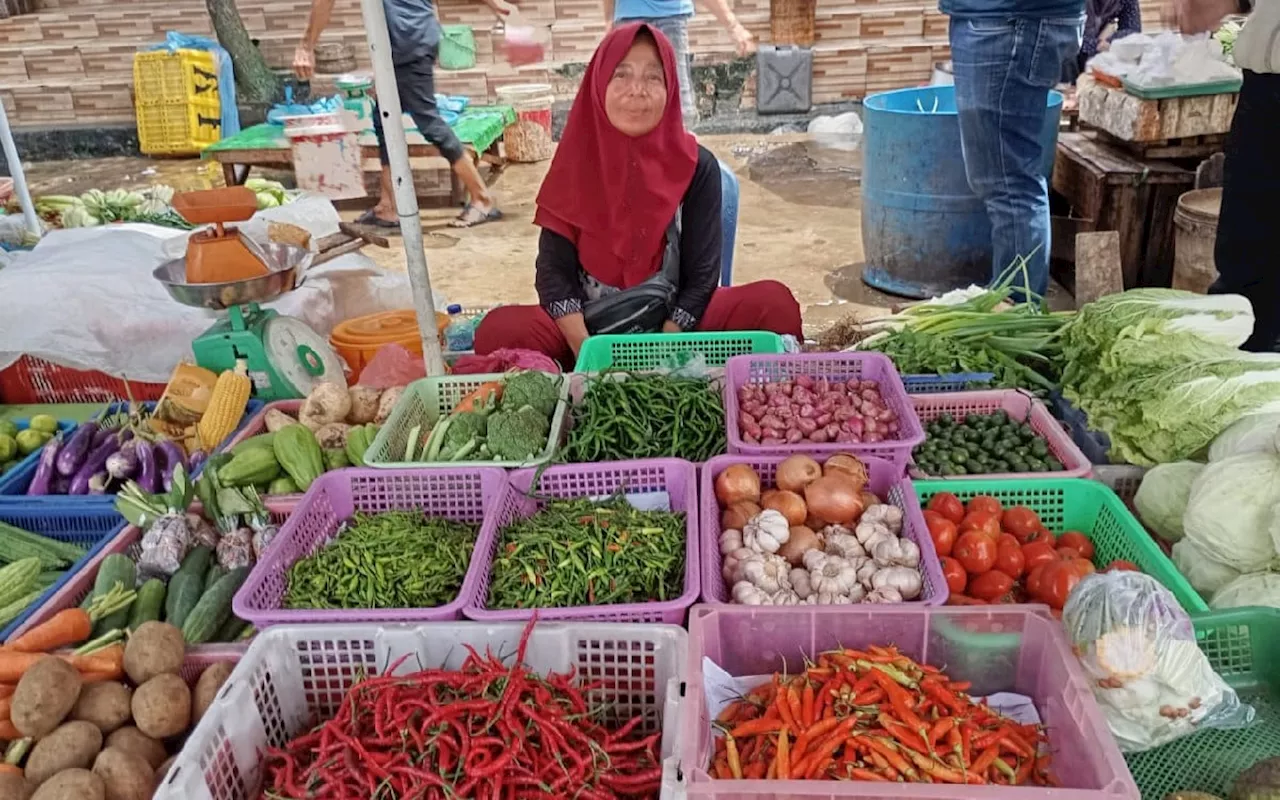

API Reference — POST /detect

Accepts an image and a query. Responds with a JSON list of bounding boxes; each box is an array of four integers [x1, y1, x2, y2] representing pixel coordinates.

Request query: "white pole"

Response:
[[358, 0, 447, 377], [0, 101, 41, 238]]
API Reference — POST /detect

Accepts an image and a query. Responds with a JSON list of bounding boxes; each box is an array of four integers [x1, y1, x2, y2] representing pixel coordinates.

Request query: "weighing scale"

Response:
[[152, 188, 346, 401]]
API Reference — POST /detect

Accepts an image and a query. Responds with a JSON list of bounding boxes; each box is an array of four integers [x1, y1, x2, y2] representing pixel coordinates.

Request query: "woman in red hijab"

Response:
[[474, 23, 802, 367]]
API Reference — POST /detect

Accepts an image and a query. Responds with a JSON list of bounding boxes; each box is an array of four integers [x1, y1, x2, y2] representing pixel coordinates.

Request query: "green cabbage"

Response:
[[1182, 453, 1280, 573], [1210, 570, 1280, 609], [1209, 412, 1280, 461], [1173, 539, 1241, 597], [1133, 461, 1204, 543]]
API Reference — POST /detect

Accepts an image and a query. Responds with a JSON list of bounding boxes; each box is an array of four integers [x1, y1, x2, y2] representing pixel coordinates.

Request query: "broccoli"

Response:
[[487, 405, 551, 461], [501, 370, 560, 418], [438, 410, 487, 460]]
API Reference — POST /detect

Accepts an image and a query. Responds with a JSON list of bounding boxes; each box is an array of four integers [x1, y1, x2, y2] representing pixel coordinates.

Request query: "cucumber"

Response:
[[91, 554, 136, 636], [165, 547, 213, 627], [175, 546, 212, 580], [213, 614, 249, 643], [182, 567, 249, 644], [203, 564, 226, 593], [128, 579, 166, 631]]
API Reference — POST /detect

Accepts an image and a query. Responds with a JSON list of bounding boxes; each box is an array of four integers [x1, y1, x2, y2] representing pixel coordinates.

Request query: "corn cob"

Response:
[[197, 360, 252, 450]]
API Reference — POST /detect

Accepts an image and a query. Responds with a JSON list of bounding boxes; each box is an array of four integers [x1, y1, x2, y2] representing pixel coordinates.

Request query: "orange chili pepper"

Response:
[[929, 716, 956, 747], [971, 743, 1001, 776], [849, 767, 890, 781], [728, 718, 786, 738], [864, 738, 918, 780], [801, 680, 815, 728], [725, 735, 743, 779], [775, 691, 799, 731], [744, 761, 767, 779], [776, 727, 791, 780], [905, 748, 987, 785]]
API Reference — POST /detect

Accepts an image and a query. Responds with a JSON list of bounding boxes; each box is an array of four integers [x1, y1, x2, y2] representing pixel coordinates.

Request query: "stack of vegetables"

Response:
[[0, 525, 90, 631], [409, 370, 562, 463], [564, 371, 724, 462], [23, 179, 298, 232], [913, 410, 1066, 476], [733, 375, 902, 447], [0, 620, 236, 799], [0, 416, 59, 480]]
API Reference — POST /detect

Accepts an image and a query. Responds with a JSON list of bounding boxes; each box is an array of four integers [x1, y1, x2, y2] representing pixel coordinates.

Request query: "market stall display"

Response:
[[0, 415, 68, 488], [574, 331, 785, 373], [563, 372, 726, 464]]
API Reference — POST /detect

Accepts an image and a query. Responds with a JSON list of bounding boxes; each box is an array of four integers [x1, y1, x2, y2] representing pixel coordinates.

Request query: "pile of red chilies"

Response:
[[258, 622, 663, 799]]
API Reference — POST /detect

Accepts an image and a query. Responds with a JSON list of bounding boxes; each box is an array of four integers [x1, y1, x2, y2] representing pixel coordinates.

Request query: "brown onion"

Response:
[[778, 525, 820, 566], [859, 490, 881, 510], [824, 453, 870, 492], [776, 455, 822, 493], [761, 489, 807, 527], [715, 464, 761, 507], [722, 501, 762, 531], [805, 476, 865, 525]]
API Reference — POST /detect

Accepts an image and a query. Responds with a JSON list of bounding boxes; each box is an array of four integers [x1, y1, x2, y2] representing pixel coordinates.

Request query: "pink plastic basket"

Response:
[[234, 468, 507, 627], [910, 389, 1093, 480], [6, 500, 298, 648], [464, 459, 700, 624], [699, 454, 948, 606], [218, 400, 304, 501], [724, 353, 924, 468], [680, 605, 1140, 800]]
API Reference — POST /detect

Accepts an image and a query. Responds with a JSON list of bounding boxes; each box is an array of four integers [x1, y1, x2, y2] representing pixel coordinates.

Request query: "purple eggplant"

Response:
[[91, 426, 115, 448], [56, 422, 98, 477], [68, 437, 120, 495], [188, 449, 208, 475], [105, 441, 139, 481], [27, 437, 61, 495], [135, 440, 159, 494], [155, 440, 186, 492], [51, 475, 70, 494]]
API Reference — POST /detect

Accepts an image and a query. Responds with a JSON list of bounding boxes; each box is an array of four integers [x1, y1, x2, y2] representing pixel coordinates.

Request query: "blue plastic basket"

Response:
[[0, 504, 126, 639], [0, 418, 77, 495], [901, 372, 996, 393], [1049, 389, 1112, 465]]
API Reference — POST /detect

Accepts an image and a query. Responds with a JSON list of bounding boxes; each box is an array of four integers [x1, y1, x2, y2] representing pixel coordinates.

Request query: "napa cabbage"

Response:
[[1181, 453, 1280, 574], [1208, 412, 1280, 461], [1210, 570, 1280, 609], [1173, 539, 1242, 597], [1133, 461, 1204, 543]]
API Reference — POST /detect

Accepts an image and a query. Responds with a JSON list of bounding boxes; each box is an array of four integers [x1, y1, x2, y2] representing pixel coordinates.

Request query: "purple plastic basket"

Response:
[[681, 605, 1140, 800], [464, 459, 700, 624], [723, 352, 925, 468], [233, 467, 508, 627], [700, 454, 948, 606]]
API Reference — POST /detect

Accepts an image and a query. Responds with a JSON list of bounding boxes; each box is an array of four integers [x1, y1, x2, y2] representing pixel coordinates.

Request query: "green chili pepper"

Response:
[[562, 371, 726, 463]]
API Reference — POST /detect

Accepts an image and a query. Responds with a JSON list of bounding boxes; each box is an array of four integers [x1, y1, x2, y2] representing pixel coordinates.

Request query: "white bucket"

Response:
[[496, 83, 554, 162], [281, 113, 366, 200], [931, 61, 954, 86]]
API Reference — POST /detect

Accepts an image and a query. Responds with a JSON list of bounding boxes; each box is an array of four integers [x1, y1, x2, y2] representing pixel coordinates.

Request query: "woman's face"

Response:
[[604, 35, 668, 137]]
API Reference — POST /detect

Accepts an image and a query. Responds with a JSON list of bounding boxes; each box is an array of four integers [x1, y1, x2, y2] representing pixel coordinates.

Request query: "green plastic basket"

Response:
[[363, 372, 569, 469], [914, 477, 1206, 613], [573, 332, 784, 373], [1126, 607, 1280, 798]]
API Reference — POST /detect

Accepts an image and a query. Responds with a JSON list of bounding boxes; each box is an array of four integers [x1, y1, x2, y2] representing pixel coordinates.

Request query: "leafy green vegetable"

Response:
[[487, 405, 551, 461], [868, 329, 1043, 391], [438, 410, 488, 460], [1182, 453, 1280, 573], [501, 370, 560, 418], [1133, 461, 1204, 543]]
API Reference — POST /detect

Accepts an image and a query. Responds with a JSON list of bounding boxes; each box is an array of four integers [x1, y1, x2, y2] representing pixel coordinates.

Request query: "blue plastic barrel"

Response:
[[860, 85, 1063, 299]]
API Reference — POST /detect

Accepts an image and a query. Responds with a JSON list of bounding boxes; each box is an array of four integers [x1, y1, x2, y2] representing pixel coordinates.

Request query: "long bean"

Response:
[[563, 371, 726, 463], [486, 495, 685, 610], [284, 511, 477, 610]]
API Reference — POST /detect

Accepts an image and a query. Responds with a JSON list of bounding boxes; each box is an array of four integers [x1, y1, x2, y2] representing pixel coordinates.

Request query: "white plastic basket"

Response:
[[156, 621, 688, 800]]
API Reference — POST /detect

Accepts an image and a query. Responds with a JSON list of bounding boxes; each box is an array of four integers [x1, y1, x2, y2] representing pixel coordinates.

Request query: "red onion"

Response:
[[735, 377, 897, 446]]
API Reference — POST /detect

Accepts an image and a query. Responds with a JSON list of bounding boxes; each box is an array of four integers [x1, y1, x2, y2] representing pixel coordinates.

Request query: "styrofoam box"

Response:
[[157, 621, 688, 800]]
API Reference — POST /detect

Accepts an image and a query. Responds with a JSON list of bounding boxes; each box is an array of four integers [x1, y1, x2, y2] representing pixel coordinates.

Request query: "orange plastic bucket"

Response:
[[329, 310, 450, 375]]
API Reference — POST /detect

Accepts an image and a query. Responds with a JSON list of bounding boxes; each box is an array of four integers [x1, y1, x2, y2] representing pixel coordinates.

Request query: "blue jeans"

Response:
[[950, 15, 1082, 298]]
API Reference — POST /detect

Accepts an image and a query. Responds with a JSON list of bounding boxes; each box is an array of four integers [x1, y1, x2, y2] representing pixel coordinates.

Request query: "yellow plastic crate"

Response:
[[136, 100, 221, 156], [133, 48, 220, 107]]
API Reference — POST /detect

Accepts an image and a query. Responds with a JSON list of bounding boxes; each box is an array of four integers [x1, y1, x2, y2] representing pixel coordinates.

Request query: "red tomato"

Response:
[[1025, 564, 1048, 599], [994, 534, 1026, 580], [1022, 540, 1057, 573], [947, 594, 988, 606], [1056, 545, 1083, 559], [968, 570, 1015, 601], [959, 511, 1002, 541], [1001, 506, 1043, 542], [967, 495, 1003, 516], [926, 515, 959, 557], [1038, 558, 1094, 609], [1020, 528, 1052, 545], [954, 532, 997, 575], [1057, 531, 1095, 560], [927, 492, 965, 525], [1106, 559, 1140, 572], [940, 556, 967, 594]]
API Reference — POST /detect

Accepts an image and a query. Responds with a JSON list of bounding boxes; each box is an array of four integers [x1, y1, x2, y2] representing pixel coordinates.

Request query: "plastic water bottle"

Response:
[[444, 304, 476, 352]]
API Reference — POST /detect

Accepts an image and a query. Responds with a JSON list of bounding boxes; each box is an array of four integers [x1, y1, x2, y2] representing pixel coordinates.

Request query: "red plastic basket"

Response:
[[910, 389, 1093, 480], [0, 355, 166, 404], [699, 454, 948, 606], [233, 467, 508, 627], [465, 459, 700, 624], [681, 604, 1139, 800], [723, 352, 924, 469]]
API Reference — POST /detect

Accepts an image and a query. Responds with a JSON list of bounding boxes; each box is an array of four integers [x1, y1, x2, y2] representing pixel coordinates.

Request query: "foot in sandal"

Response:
[[450, 201, 504, 228]]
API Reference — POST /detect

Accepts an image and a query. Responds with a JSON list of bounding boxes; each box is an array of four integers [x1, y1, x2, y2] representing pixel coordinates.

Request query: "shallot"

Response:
[[736, 377, 900, 446]]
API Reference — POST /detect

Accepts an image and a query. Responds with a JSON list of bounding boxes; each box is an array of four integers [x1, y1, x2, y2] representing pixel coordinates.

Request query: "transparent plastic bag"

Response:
[[1063, 571, 1254, 752], [137, 513, 192, 579], [358, 344, 428, 388]]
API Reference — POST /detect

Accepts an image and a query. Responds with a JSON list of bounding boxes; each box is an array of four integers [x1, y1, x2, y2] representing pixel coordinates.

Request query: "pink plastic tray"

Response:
[[218, 400, 304, 501], [681, 605, 1140, 800], [910, 389, 1093, 480], [723, 353, 924, 469], [6, 500, 296, 648], [234, 467, 507, 627], [699, 454, 947, 606], [464, 459, 700, 624]]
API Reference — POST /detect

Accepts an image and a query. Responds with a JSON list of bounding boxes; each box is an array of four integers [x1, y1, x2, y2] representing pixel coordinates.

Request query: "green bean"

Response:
[[563, 371, 726, 463], [283, 511, 477, 610], [485, 494, 685, 610]]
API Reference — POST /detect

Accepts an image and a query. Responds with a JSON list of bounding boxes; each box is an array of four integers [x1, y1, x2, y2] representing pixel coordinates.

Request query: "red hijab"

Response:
[[534, 23, 699, 289]]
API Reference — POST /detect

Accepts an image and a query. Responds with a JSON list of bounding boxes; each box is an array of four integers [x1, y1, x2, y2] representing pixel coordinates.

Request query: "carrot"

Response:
[[0, 652, 47, 684], [0, 687, 13, 700], [0, 721, 20, 741], [0, 764, 19, 777], [4, 608, 92, 654], [452, 382, 503, 414], [66, 644, 124, 680]]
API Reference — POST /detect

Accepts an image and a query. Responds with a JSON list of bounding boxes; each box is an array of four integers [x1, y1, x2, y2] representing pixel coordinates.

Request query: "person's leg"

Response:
[[951, 15, 1082, 298], [363, 100, 399, 226], [696, 280, 803, 338], [1210, 69, 1280, 352], [644, 16, 698, 125], [474, 306, 575, 368]]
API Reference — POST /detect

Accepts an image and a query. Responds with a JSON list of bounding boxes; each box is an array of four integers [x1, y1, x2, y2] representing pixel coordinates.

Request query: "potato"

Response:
[[130, 675, 189, 740], [263, 408, 297, 433], [70, 683, 132, 735], [12, 657, 82, 738], [92, 748, 153, 800], [154, 756, 176, 790], [122, 622, 184, 685], [314, 422, 350, 449], [25, 722, 103, 787], [103, 729, 165, 771], [192, 663, 234, 725], [299, 382, 350, 430], [0, 772, 30, 800], [375, 386, 405, 424], [29, 769, 103, 800], [346, 386, 382, 424]]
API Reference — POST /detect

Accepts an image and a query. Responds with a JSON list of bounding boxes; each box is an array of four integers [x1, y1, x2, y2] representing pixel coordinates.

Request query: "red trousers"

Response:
[[475, 280, 803, 368]]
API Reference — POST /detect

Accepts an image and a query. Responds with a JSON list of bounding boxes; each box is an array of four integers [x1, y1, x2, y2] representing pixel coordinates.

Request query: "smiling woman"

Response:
[[475, 23, 803, 368]]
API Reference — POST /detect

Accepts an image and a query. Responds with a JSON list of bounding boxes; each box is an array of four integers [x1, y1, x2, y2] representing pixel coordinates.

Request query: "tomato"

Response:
[[1056, 545, 1083, 559], [947, 594, 987, 606], [1001, 506, 1043, 542], [959, 511, 1002, 541], [926, 515, 958, 557], [1057, 531, 1095, 560], [994, 534, 1026, 579], [968, 570, 1014, 601], [1025, 563, 1047, 599], [1022, 540, 1057, 573], [1037, 558, 1094, 609], [954, 532, 997, 575], [927, 492, 965, 525], [1105, 559, 1140, 572], [967, 495, 1003, 516], [1020, 528, 1052, 545], [940, 556, 968, 594]]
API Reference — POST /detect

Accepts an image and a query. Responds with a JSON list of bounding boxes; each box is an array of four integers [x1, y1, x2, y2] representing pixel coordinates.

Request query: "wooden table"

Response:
[[1052, 131, 1196, 289]]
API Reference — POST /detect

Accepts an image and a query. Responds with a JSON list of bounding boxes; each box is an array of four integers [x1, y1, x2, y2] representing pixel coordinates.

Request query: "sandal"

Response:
[[450, 203, 504, 228], [354, 208, 401, 230]]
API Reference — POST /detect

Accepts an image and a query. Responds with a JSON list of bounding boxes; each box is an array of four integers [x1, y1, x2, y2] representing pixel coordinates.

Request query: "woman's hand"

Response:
[[662, 320, 683, 333], [555, 313, 590, 357]]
